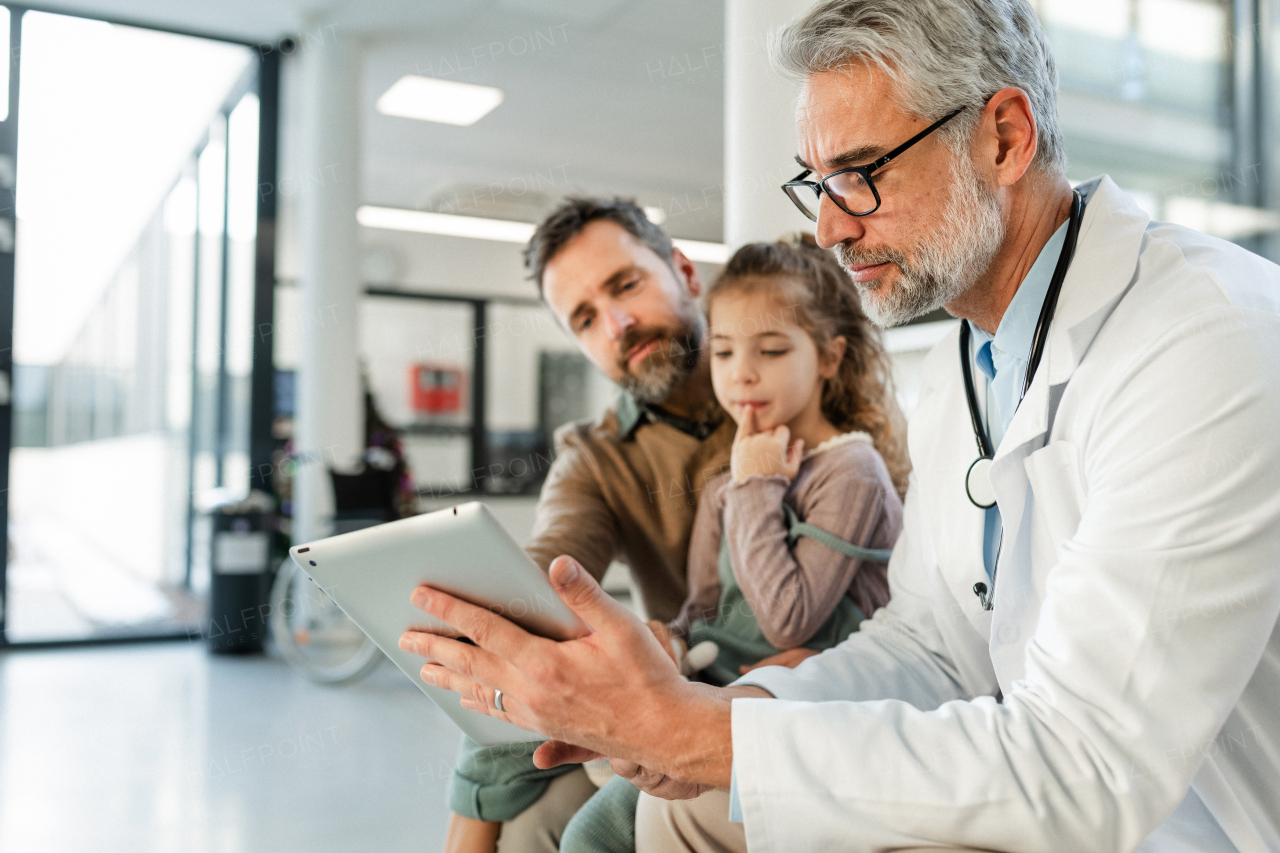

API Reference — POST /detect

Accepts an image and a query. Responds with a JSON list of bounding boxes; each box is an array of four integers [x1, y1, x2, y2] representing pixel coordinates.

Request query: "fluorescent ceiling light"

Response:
[[358, 205, 730, 263], [358, 206, 533, 241], [376, 75, 504, 126]]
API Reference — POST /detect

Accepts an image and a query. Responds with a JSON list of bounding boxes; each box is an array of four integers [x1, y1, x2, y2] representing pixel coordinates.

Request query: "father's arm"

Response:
[[523, 427, 620, 580], [442, 426, 620, 828]]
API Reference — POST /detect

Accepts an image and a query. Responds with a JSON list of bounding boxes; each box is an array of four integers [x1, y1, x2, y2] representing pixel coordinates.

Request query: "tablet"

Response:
[[289, 501, 588, 746]]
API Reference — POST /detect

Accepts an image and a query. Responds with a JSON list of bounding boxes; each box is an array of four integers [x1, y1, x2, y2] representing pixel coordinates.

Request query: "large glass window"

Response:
[[5, 11, 261, 642], [1036, 0, 1254, 237]]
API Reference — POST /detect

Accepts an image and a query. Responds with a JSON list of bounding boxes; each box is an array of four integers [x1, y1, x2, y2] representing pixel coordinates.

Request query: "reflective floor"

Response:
[[0, 642, 459, 853]]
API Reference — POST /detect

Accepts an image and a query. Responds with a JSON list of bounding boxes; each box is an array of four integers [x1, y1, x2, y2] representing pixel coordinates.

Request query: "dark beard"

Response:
[[615, 320, 704, 404]]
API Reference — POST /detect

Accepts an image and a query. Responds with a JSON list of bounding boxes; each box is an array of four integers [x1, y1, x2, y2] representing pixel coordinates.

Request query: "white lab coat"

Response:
[[732, 176, 1280, 853]]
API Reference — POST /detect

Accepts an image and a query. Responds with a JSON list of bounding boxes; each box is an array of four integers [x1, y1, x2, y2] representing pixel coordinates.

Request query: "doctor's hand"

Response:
[[609, 756, 711, 800], [595, 681, 775, 800], [731, 407, 803, 483], [397, 554, 743, 788]]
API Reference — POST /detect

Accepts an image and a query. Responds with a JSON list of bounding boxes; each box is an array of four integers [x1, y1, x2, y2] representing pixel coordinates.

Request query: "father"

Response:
[[409, 1, 1280, 851], [440, 198, 734, 852]]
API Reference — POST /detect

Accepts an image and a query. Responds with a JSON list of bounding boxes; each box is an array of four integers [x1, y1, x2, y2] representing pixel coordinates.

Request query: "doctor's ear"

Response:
[[981, 87, 1038, 189]]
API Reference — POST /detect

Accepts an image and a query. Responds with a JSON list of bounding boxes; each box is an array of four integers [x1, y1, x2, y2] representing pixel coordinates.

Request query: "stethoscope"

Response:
[[962, 190, 1083, 608]]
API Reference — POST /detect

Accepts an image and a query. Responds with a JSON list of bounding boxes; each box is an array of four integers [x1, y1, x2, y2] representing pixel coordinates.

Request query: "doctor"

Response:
[[399, 0, 1280, 850]]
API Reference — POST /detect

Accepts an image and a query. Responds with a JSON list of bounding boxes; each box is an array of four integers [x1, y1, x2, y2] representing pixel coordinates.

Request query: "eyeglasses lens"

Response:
[[826, 171, 877, 216]]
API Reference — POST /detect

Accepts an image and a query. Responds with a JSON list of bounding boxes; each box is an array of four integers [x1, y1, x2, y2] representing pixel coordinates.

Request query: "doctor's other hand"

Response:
[[731, 407, 803, 483], [610, 756, 711, 801], [740, 647, 819, 674]]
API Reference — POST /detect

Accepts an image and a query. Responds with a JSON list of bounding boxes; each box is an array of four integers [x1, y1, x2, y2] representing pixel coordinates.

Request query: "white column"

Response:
[[292, 26, 363, 544], [724, 0, 817, 249]]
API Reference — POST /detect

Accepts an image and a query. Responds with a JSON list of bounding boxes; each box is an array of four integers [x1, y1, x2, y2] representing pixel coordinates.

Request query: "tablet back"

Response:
[[290, 501, 587, 746]]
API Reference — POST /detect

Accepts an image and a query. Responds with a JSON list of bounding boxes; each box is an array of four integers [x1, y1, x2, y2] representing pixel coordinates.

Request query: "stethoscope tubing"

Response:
[[961, 190, 1084, 609]]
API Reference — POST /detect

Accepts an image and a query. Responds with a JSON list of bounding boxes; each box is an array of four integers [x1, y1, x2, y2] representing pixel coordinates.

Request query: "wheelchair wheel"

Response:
[[269, 557, 383, 684]]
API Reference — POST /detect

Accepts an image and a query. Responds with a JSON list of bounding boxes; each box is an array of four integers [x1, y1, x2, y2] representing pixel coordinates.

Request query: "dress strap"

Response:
[[782, 502, 893, 563]]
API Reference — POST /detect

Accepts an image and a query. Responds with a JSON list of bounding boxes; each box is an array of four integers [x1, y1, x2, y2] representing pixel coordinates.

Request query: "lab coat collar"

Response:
[[1049, 176, 1150, 384], [993, 176, 1149, 461]]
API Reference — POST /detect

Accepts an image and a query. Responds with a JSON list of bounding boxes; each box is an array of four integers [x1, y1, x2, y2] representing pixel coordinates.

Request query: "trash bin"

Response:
[[203, 489, 276, 654]]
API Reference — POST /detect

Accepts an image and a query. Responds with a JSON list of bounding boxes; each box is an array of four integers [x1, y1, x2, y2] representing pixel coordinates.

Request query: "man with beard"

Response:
[[406, 1, 1280, 851], [442, 198, 735, 853]]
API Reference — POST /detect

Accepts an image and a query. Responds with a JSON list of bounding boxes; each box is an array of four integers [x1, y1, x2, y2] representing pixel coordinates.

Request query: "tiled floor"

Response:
[[0, 641, 461, 853]]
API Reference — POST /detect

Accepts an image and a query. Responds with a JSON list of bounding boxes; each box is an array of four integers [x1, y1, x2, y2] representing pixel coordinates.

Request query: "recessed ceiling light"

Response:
[[357, 204, 729, 263], [375, 75, 504, 126]]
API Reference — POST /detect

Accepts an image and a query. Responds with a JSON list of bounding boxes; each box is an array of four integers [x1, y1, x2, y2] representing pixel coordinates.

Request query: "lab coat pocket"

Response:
[[1023, 440, 1086, 560]]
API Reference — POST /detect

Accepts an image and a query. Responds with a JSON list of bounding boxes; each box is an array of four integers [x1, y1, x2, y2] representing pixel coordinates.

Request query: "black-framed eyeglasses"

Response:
[[782, 107, 965, 221]]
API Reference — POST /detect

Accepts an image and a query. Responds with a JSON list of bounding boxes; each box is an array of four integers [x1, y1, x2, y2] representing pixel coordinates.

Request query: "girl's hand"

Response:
[[731, 407, 804, 483], [739, 647, 819, 673]]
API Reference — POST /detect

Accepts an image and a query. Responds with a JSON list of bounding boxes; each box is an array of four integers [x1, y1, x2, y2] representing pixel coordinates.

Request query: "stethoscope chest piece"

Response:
[[966, 456, 997, 509], [958, 190, 1083, 516]]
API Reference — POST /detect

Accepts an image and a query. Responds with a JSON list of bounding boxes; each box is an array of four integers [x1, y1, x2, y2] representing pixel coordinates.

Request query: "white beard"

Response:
[[838, 150, 1006, 329]]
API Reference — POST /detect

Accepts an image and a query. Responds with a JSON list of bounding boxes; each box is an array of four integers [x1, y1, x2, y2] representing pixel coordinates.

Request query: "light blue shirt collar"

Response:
[[969, 218, 1069, 443]]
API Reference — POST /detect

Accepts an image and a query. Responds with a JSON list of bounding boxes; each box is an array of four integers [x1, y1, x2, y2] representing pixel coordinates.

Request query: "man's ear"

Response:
[[821, 335, 847, 378], [981, 86, 1038, 188], [671, 247, 702, 298]]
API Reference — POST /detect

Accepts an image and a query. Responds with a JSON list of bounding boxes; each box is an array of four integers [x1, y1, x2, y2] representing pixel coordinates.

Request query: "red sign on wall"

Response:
[[410, 364, 465, 414]]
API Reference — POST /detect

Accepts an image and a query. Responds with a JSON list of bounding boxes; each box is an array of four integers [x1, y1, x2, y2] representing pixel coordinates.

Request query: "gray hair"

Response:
[[772, 0, 1066, 176]]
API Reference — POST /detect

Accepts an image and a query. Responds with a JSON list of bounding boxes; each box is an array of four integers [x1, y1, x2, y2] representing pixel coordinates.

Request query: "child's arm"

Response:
[[667, 472, 730, 640], [723, 443, 901, 650]]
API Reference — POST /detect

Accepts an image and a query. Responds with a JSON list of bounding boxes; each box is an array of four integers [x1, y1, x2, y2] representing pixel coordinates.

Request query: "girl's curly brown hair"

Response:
[[706, 233, 911, 498]]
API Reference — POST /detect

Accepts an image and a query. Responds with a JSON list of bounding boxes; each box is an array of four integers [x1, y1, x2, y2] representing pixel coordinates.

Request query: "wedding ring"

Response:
[[493, 689, 505, 712]]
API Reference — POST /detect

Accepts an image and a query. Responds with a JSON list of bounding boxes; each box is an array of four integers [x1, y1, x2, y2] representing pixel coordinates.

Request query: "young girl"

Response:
[[560, 234, 910, 853]]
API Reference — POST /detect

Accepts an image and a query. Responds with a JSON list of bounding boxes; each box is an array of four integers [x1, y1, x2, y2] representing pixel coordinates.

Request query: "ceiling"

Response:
[[29, 0, 728, 241]]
